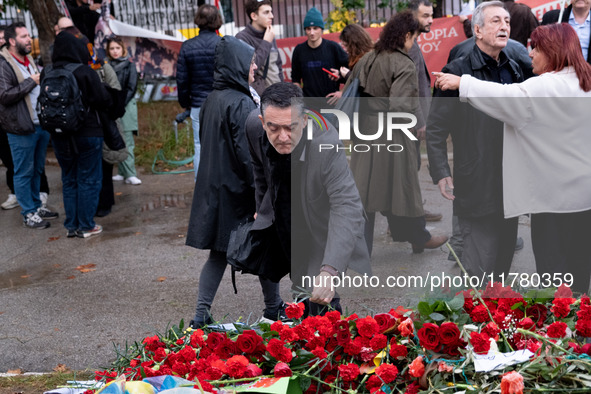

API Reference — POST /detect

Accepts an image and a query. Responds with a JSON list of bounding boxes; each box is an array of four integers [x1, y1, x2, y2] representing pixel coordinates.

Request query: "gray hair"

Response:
[[472, 1, 508, 35]]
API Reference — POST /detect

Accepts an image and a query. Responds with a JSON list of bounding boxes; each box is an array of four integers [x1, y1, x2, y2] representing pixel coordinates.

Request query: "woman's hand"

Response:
[[340, 66, 350, 79], [326, 91, 342, 105], [432, 72, 461, 91]]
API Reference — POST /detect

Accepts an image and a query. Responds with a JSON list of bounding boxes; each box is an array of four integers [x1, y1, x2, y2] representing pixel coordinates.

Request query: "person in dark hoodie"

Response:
[[48, 31, 112, 238], [185, 36, 283, 328]]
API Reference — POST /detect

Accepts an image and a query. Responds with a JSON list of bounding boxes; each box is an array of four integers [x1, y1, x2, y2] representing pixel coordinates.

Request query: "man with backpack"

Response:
[[43, 30, 112, 238], [0, 22, 58, 229]]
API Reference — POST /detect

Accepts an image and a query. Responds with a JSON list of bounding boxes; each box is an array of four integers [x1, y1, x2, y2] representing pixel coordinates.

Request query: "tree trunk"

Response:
[[26, 0, 60, 66]]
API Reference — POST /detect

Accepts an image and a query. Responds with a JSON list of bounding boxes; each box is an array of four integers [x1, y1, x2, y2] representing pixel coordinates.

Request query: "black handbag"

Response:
[[227, 219, 289, 292]]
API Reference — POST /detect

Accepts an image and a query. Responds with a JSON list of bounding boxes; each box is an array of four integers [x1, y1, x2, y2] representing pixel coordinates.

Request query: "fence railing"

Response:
[[0, 0, 466, 40]]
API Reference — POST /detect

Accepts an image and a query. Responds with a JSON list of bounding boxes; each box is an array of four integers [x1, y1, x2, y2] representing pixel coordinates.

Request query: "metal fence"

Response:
[[1, 0, 466, 40]]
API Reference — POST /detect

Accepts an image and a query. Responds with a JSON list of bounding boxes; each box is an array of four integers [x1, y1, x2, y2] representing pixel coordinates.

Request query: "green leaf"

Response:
[[418, 301, 432, 317], [299, 376, 312, 391], [429, 312, 446, 321], [447, 293, 466, 311]]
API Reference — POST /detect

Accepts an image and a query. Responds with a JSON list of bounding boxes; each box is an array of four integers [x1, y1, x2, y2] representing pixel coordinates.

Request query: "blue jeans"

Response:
[[52, 136, 103, 231], [191, 107, 201, 180], [7, 125, 50, 217]]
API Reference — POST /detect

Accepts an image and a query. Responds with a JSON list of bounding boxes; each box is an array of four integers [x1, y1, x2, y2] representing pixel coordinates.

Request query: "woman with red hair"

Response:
[[434, 23, 591, 293]]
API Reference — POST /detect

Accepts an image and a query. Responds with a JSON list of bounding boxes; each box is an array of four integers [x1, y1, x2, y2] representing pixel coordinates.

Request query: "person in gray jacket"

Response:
[[236, 0, 283, 96], [246, 82, 371, 316]]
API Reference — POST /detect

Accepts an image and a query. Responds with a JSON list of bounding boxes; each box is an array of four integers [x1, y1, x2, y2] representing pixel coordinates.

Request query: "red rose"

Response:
[[555, 283, 573, 299], [285, 302, 306, 319], [439, 322, 460, 345], [443, 338, 467, 357], [244, 363, 262, 378], [552, 298, 572, 318], [356, 316, 380, 338], [206, 332, 226, 350], [274, 362, 292, 377], [398, 318, 414, 337], [389, 342, 408, 360], [338, 363, 360, 382], [370, 334, 388, 350], [375, 363, 398, 383], [526, 304, 548, 328], [225, 355, 249, 378], [547, 321, 568, 338], [500, 371, 524, 394], [409, 356, 425, 378], [215, 338, 238, 359], [417, 323, 440, 351], [237, 330, 263, 353], [470, 332, 491, 355], [374, 313, 396, 333], [516, 318, 535, 331], [576, 318, 591, 337], [336, 328, 351, 346]]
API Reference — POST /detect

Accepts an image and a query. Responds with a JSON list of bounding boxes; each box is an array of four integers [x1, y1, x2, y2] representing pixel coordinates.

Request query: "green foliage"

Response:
[[0, 0, 28, 14]]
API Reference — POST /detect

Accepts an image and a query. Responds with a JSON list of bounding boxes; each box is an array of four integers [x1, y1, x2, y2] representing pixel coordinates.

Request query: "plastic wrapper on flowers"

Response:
[[79, 284, 591, 394]]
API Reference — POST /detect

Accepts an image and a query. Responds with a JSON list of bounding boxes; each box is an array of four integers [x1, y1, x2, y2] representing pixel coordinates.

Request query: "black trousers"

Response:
[[364, 211, 431, 256], [532, 209, 591, 294]]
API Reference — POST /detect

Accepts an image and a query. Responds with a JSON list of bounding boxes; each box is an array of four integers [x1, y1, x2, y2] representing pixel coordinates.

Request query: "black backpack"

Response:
[[38, 63, 87, 135]]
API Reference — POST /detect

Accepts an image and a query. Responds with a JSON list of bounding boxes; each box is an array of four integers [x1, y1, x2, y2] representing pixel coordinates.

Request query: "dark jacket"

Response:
[[176, 30, 221, 109], [427, 44, 523, 218], [246, 110, 371, 285], [504, 1, 539, 47], [48, 31, 112, 138], [448, 37, 534, 79], [236, 24, 284, 95], [185, 36, 257, 252], [109, 56, 138, 106], [542, 5, 591, 64], [0, 48, 39, 135]]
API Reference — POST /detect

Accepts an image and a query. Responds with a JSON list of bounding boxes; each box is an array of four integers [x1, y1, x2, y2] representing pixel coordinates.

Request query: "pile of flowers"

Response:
[[87, 284, 591, 393]]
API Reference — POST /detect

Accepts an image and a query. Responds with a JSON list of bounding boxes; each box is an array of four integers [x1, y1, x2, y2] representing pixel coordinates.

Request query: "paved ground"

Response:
[[0, 153, 536, 373]]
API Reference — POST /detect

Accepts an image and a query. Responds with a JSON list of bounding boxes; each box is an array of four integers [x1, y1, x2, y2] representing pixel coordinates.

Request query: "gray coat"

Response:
[[246, 110, 371, 289]]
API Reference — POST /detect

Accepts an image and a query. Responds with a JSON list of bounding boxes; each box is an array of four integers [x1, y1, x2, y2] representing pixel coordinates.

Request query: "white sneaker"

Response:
[[112, 174, 124, 181], [125, 176, 142, 185], [40, 192, 48, 208], [1, 194, 19, 210]]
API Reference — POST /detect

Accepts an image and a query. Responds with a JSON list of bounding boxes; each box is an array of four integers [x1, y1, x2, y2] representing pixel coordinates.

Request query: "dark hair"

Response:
[[4, 22, 27, 48], [260, 82, 304, 117], [374, 11, 418, 53], [408, 0, 432, 11], [340, 24, 373, 68], [106, 35, 127, 58], [194, 4, 223, 31], [245, 0, 272, 22], [531, 23, 591, 92]]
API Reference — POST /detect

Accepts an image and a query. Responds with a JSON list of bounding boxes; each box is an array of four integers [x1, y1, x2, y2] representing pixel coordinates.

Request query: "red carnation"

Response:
[[285, 302, 306, 319], [470, 332, 491, 355], [204, 365, 224, 381], [470, 304, 490, 323], [547, 321, 568, 338], [190, 329, 205, 348], [576, 318, 591, 337], [370, 334, 388, 350], [516, 318, 535, 331], [405, 382, 421, 394], [375, 363, 398, 383], [366, 375, 383, 392], [552, 298, 572, 318], [417, 323, 440, 351], [356, 316, 380, 338], [225, 355, 249, 378], [482, 322, 501, 340], [344, 340, 362, 356], [172, 361, 189, 377], [389, 342, 408, 360], [153, 347, 167, 362], [439, 322, 461, 345], [338, 363, 360, 382], [409, 356, 425, 378], [312, 347, 328, 359], [274, 362, 292, 377]]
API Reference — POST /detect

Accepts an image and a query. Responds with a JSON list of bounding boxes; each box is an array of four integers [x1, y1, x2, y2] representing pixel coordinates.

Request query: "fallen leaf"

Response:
[[75, 263, 96, 273], [53, 364, 69, 373], [53, 264, 61, 269], [157, 277, 166, 282], [47, 236, 60, 242], [7, 369, 23, 375], [177, 234, 185, 238], [66, 275, 76, 280], [115, 192, 122, 196], [0, 311, 4, 315], [135, 232, 142, 235], [20, 275, 30, 279]]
